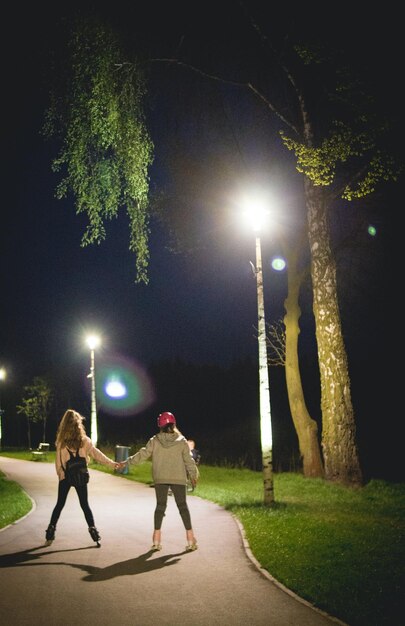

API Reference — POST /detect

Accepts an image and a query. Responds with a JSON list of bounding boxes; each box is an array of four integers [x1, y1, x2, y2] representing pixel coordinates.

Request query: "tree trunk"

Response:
[[305, 180, 363, 485], [284, 248, 324, 478], [256, 237, 275, 506], [27, 417, 31, 450]]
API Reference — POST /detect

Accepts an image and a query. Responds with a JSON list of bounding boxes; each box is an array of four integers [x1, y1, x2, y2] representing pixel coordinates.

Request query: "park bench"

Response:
[[31, 442, 50, 461]]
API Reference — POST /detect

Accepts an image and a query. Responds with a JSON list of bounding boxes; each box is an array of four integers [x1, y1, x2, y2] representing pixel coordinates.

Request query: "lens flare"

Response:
[[105, 380, 127, 399], [271, 257, 286, 271], [92, 354, 155, 416]]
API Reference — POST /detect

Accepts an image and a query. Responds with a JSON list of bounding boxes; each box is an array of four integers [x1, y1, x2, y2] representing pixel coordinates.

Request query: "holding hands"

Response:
[[114, 461, 127, 471]]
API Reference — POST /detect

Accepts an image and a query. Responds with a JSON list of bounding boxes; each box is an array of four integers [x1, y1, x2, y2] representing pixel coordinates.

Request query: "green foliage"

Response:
[[342, 152, 400, 199], [293, 43, 327, 65], [280, 42, 403, 201], [16, 377, 53, 427], [43, 19, 154, 283], [280, 123, 400, 197]]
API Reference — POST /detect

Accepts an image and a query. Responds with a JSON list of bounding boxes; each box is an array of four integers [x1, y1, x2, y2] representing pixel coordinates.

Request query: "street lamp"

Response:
[[0, 367, 6, 450], [86, 335, 100, 446], [243, 199, 275, 506]]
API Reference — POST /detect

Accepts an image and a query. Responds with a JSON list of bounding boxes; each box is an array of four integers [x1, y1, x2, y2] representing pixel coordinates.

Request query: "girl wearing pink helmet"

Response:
[[123, 411, 199, 552]]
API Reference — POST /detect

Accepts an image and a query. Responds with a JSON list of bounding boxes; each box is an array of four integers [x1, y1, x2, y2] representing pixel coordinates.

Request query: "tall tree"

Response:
[[273, 47, 399, 484], [17, 376, 53, 447], [151, 12, 401, 485]]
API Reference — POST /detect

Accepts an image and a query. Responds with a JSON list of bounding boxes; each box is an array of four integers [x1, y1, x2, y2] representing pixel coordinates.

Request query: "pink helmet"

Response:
[[157, 411, 176, 428]]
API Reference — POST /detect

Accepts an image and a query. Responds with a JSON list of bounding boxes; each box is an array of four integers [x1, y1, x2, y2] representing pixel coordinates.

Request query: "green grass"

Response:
[[0, 470, 32, 529], [0, 450, 57, 462], [1, 450, 404, 626]]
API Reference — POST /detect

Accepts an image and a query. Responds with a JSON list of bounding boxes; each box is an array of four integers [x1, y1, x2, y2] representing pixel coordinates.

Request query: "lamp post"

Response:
[[0, 367, 6, 450], [86, 335, 100, 446], [245, 200, 274, 506]]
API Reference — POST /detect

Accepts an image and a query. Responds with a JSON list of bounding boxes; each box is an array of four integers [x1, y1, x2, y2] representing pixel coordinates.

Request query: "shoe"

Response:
[[151, 530, 161, 550], [45, 524, 56, 545], [88, 526, 101, 547], [185, 540, 198, 552]]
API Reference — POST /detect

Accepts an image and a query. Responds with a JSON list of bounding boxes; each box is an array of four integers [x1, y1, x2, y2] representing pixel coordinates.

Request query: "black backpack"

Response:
[[64, 448, 90, 487]]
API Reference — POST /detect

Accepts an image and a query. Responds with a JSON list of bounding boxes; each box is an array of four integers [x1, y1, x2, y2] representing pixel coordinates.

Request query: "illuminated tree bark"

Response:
[[255, 236, 274, 505], [305, 181, 362, 483], [283, 248, 324, 478]]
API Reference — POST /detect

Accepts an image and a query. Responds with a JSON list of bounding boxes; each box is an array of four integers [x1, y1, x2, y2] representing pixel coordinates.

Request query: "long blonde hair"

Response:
[[55, 409, 87, 450]]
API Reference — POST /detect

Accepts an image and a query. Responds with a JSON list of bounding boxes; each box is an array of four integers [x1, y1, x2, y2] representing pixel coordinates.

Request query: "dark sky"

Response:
[[1, 2, 298, 373], [0, 2, 401, 462]]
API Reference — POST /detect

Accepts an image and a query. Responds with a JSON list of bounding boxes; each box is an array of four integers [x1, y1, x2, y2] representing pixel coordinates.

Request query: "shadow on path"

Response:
[[0, 545, 188, 581], [71, 549, 188, 581], [0, 544, 98, 567]]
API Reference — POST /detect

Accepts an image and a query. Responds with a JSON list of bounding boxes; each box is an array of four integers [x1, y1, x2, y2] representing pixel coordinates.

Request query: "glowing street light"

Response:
[[0, 367, 6, 450], [242, 197, 275, 506], [85, 335, 101, 446]]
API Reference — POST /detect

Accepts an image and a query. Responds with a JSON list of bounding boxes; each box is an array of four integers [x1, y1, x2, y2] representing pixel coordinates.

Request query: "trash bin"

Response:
[[115, 445, 130, 474]]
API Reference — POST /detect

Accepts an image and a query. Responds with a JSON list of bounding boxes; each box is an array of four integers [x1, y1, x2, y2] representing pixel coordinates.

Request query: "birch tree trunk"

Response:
[[305, 179, 363, 485], [256, 236, 275, 506]]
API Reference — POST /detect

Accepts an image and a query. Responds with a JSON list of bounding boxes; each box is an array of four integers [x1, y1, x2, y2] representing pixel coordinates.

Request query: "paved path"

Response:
[[0, 457, 346, 625]]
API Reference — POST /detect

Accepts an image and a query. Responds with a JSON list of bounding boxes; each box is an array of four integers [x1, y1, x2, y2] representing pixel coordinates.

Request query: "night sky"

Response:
[[1, 3, 402, 477]]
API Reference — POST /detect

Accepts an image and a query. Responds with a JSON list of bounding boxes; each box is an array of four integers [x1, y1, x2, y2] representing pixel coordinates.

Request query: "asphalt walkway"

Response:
[[0, 457, 347, 625]]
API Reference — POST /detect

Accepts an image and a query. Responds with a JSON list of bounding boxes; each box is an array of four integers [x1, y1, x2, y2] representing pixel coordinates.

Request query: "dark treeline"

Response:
[[99, 357, 300, 472], [3, 355, 401, 482], [3, 357, 300, 472]]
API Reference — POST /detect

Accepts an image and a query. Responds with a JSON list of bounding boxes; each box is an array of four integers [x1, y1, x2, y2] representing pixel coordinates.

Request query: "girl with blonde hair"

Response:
[[45, 409, 119, 546]]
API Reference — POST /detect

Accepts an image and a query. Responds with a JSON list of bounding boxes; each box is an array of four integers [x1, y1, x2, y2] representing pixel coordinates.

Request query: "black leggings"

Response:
[[49, 478, 95, 527], [154, 484, 192, 530]]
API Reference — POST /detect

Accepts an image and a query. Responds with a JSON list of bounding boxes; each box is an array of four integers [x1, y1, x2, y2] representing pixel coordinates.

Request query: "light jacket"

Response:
[[127, 432, 199, 486], [55, 435, 115, 481]]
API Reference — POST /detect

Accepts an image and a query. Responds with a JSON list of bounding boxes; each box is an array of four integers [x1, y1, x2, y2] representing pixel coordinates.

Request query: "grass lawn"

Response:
[[1, 449, 404, 626]]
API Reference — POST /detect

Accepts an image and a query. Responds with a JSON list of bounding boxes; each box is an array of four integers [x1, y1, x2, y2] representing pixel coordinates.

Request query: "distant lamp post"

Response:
[[0, 367, 6, 450], [86, 335, 101, 446], [243, 198, 275, 506]]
